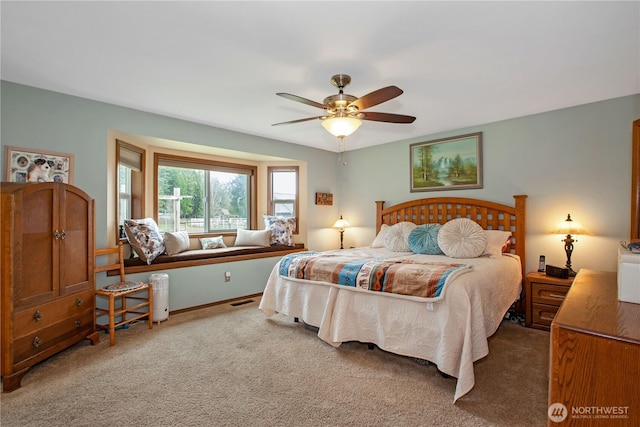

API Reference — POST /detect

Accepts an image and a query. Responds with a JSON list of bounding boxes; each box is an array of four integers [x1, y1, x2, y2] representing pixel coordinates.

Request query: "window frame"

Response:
[[154, 153, 258, 235], [116, 140, 145, 243], [267, 165, 299, 234]]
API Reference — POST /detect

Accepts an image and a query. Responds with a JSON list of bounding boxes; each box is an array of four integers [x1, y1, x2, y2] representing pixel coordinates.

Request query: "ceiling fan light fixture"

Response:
[[273, 74, 415, 135], [321, 116, 362, 138]]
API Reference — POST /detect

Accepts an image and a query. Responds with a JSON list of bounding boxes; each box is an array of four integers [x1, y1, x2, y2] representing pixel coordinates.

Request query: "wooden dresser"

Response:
[[548, 269, 640, 426], [1, 182, 99, 392]]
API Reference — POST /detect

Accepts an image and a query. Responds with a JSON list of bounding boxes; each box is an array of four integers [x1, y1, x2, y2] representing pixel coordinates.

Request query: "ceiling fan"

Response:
[[272, 74, 416, 139]]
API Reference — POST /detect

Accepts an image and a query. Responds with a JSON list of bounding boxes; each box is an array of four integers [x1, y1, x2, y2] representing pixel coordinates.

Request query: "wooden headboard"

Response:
[[375, 195, 527, 278]]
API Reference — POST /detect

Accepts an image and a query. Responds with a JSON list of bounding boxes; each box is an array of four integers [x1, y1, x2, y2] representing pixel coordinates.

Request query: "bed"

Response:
[[259, 195, 527, 402]]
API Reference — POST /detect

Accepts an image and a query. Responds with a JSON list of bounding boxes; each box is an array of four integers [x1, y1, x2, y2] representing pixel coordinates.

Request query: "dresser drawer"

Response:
[[12, 309, 95, 365], [531, 283, 569, 307], [13, 290, 94, 339]]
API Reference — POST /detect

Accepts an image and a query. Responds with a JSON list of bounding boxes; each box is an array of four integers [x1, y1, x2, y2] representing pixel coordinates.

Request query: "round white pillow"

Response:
[[437, 218, 487, 258], [383, 222, 417, 252]]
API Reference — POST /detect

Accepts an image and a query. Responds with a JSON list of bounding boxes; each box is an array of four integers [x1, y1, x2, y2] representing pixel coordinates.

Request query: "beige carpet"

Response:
[[0, 298, 549, 427]]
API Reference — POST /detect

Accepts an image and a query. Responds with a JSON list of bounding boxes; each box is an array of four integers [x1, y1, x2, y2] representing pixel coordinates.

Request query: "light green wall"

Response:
[[124, 257, 283, 311], [1, 81, 341, 310], [339, 94, 640, 273], [2, 81, 638, 309]]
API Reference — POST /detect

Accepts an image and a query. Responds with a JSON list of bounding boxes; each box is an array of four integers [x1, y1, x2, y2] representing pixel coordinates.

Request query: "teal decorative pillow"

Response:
[[408, 224, 443, 255]]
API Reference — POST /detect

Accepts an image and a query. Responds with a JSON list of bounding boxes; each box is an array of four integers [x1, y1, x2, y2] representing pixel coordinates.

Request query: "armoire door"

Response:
[[59, 185, 93, 296], [14, 184, 57, 310]]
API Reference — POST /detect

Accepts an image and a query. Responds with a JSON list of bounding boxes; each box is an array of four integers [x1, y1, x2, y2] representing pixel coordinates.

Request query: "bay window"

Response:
[[116, 140, 145, 241], [268, 166, 299, 232], [154, 153, 256, 234]]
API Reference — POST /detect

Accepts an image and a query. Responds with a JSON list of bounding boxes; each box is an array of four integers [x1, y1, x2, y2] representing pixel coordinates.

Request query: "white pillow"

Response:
[[199, 236, 227, 250], [383, 222, 417, 252], [234, 228, 271, 247], [483, 230, 512, 258], [370, 224, 391, 248], [164, 231, 190, 255], [438, 218, 487, 258]]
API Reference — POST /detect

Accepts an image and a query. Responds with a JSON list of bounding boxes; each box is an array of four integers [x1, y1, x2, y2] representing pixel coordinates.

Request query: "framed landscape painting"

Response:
[[410, 132, 482, 192]]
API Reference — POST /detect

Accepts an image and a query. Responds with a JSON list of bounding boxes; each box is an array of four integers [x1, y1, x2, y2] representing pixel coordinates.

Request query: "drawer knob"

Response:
[[33, 310, 42, 322], [76, 297, 83, 306], [75, 320, 82, 328], [33, 336, 42, 348]]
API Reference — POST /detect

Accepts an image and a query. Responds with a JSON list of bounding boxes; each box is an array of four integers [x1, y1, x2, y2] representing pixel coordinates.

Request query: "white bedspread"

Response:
[[259, 247, 522, 402]]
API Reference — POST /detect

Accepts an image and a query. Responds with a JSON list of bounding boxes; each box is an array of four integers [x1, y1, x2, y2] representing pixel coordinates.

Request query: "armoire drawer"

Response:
[[13, 290, 94, 338], [12, 309, 95, 364]]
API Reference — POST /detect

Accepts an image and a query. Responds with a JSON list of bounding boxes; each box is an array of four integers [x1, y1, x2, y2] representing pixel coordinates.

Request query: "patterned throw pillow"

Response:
[[408, 224, 444, 255], [263, 215, 296, 246], [437, 218, 487, 259], [199, 236, 227, 250], [383, 222, 417, 252], [124, 218, 165, 264]]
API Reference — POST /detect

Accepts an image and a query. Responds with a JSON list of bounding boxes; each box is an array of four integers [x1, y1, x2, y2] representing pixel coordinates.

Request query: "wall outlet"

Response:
[[224, 271, 231, 282]]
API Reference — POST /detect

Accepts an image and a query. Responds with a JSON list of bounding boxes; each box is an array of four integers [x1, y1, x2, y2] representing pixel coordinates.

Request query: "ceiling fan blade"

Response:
[[276, 93, 326, 109], [271, 116, 323, 126], [360, 111, 416, 124], [349, 86, 404, 111]]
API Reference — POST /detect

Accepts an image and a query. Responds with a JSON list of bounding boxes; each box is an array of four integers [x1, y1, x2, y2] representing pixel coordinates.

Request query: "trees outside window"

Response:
[[155, 154, 256, 233]]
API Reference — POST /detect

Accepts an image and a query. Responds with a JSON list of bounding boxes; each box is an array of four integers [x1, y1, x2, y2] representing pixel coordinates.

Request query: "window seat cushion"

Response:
[[119, 243, 306, 275]]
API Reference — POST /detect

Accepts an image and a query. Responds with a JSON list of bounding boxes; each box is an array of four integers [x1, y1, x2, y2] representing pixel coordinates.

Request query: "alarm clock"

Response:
[[546, 265, 569, 279]]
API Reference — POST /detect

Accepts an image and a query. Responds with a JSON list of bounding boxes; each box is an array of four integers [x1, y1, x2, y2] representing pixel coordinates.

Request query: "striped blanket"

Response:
[[278, 251, 471, 300]]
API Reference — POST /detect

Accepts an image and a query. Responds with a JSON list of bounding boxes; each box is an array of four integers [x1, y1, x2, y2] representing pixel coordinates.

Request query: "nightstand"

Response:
[[524, 271, 573, 331]]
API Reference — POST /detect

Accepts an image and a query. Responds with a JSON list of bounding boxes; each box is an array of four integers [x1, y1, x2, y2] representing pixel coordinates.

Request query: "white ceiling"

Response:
[[2, 1, 639, 152]]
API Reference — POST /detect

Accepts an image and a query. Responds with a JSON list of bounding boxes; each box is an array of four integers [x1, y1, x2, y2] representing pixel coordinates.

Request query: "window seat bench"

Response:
[[114, 243, 306, 275]]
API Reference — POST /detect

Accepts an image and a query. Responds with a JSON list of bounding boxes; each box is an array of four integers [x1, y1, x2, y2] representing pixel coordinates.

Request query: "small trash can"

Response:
[[149, 273, 169, 323]]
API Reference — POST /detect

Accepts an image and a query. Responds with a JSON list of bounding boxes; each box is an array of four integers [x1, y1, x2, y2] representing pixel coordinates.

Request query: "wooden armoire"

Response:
[[1, 182, 99, 392]]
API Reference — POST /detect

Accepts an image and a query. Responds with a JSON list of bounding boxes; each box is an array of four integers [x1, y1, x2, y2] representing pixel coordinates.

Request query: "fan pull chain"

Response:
[[337, 136, 347, 166]]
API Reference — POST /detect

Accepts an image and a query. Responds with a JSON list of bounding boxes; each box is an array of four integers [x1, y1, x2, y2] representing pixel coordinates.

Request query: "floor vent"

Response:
[[230, 299, 254, 307]]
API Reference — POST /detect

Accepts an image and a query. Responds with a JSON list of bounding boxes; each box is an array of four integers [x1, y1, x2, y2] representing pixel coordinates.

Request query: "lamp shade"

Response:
[[332, 215, 350, 229], [551, 214, 592, 235], [322, 116, 362, 138]]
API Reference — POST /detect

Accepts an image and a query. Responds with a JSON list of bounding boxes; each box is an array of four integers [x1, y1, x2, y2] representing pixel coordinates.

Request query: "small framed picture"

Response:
[[315, 192, 333, 206], [4, 146, 74, 184]]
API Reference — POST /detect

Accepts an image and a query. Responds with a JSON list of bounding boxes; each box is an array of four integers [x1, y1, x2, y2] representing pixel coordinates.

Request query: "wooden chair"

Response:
[[95, 243, 153, 346]]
